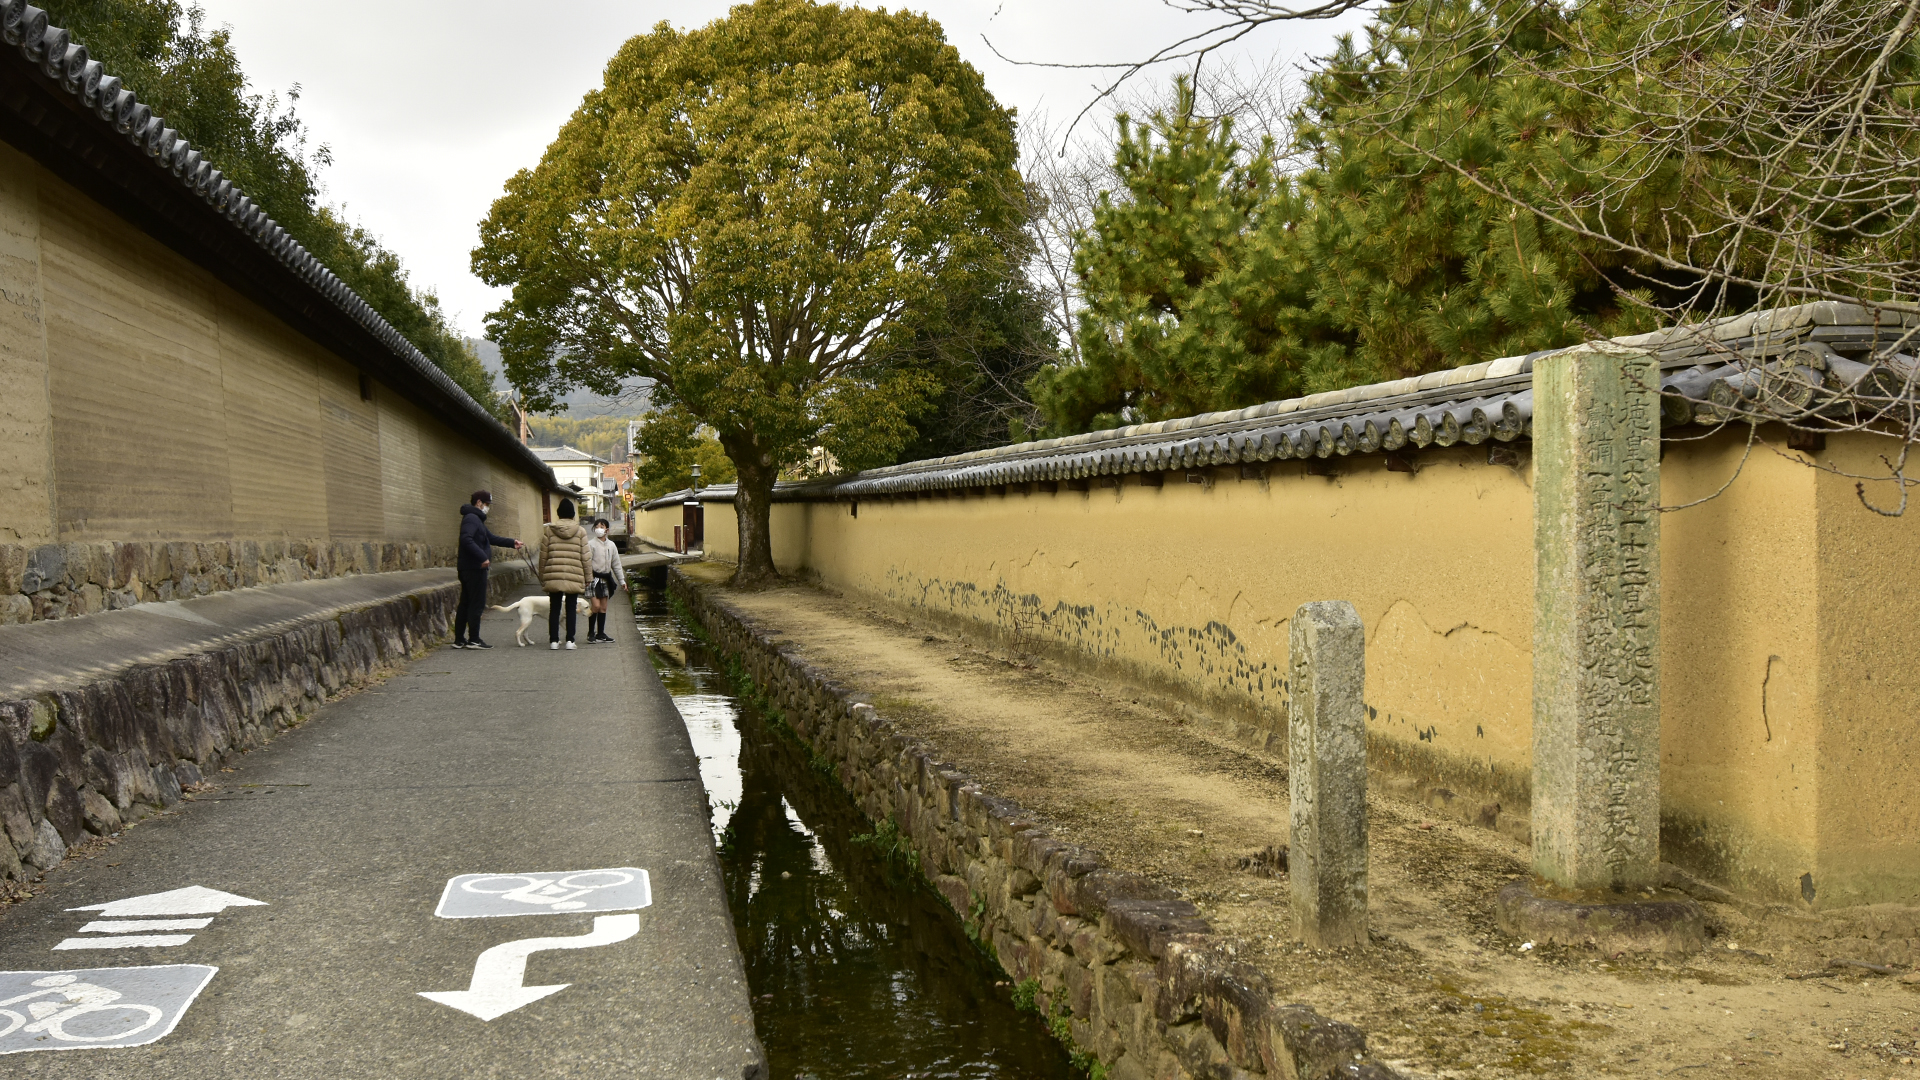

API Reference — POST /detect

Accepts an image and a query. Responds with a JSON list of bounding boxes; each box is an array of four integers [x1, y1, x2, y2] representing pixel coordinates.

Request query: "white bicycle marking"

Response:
[[0, 966, 216, 1053]]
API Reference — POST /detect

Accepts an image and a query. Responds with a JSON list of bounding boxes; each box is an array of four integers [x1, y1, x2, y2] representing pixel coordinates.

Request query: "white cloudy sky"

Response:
[[184, 1, 1366, 338]]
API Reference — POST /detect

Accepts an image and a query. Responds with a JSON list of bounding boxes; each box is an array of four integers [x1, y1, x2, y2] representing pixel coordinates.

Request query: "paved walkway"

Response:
[[0, 580, 765, 1078]]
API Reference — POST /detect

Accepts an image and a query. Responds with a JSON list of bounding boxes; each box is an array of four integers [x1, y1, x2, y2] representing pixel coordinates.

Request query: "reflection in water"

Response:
[[633, 584, 1077, 1079]]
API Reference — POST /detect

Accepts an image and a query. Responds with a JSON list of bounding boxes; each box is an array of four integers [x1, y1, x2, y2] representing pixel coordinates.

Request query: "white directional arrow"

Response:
[[70, 886, 268, 917], [418, 913, 640, 1021]]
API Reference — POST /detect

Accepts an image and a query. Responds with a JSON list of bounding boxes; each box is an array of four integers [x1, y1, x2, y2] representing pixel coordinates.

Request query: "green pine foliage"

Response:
[[42, 0, 502, 416], [1031, 1, 1679, 437], [1032, 79, 1349, 433]]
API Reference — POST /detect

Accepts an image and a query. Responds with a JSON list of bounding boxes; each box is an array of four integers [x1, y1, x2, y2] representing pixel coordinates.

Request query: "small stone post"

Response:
[[1530, 342, 1662, 893], [1288, 600, 1368, 948]]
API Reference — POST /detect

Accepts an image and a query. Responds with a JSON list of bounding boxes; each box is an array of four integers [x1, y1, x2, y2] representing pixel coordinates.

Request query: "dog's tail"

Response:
[[488, 604, 512, 612]]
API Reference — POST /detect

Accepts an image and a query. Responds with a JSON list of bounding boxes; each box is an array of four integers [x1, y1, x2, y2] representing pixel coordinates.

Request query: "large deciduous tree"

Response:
[[473, 0, 1024, 584]]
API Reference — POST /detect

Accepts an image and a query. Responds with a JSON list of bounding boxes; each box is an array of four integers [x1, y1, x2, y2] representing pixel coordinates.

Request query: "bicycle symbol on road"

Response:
[[0, 965, 215, 1054], [433, 867, 652, 919]]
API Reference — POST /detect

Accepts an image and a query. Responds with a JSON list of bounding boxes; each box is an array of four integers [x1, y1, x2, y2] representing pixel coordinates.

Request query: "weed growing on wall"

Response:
[[1048, 1007, 1108, 1079], [849, 816, 921, 876], [1011, 978, 1041, 1015]]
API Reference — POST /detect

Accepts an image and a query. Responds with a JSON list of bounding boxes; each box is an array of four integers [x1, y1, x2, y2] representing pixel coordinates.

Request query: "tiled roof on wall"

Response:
[[641, 302, 1918, 508], [0, 2, 553, 486]]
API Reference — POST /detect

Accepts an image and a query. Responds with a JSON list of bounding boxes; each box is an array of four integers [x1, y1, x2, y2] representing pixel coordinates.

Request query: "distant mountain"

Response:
[[469, 339, 652, 418]]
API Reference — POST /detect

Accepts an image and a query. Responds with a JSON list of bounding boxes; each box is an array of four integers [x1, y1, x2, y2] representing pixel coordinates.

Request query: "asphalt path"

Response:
[[0, 583, 766, 1078]]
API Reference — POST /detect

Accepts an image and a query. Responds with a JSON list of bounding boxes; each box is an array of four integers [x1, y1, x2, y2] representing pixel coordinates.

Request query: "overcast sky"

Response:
[[184, 1, 1365, 339]]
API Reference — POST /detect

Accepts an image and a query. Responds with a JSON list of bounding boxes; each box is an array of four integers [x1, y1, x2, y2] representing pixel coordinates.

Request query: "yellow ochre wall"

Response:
[[656, 428, 1920, 908], [0, 144, 541, 567]]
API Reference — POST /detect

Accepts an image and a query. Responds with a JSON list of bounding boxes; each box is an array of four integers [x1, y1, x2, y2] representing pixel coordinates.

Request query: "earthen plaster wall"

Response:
[[643, 426, 1920, 908], [0, 145, 542, 623]]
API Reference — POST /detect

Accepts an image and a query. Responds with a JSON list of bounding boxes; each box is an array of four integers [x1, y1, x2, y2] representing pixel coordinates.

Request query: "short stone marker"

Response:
[[1288, 600, 1369, 948], [1500, 341, 1703, 952], [0, 964, 216, 1053]]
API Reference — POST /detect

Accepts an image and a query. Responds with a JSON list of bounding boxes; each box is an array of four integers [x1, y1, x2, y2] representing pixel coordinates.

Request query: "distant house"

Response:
[[533, 446, 607, 517]]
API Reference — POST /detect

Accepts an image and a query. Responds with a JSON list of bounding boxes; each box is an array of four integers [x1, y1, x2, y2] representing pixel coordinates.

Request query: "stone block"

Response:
[[1200, 962, 1275, 1071], [1494, 879, 1704, 954], [80, 787, 120, 834], [1073, 869, 1180, 920], [1105, 899, 1210, 961], [0, 784, 34, 856], [0, 544, 24, 594], [1531, 342, 1662, 892], [1265, 1004, 1368, 1080], [24, 818, 64, 871], [44, 776, 85, 845], [1288, 600, 1369, 948], [933, 873, 971, 914], [1065, 960, 1095, 1018], [21, 544, 63, 593], [85, 543, 113, 587]]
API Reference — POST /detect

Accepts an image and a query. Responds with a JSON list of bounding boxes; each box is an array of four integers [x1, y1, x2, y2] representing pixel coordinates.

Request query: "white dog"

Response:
[[488, 596, 552, 647]]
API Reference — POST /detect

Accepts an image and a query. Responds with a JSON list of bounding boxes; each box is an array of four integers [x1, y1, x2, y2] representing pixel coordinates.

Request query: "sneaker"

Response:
[[565, 641, 577, 650], [450, 641, 466, 650], [550, 641, 560, 651], [467, 639, 493, 650]]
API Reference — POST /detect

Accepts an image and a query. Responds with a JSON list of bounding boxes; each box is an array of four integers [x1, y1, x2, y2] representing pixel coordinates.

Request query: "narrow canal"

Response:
[[629, 579, 1080, 1080]]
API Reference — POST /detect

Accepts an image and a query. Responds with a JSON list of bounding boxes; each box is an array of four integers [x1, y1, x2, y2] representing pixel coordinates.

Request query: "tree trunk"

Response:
[[731, 456, 780, 587]]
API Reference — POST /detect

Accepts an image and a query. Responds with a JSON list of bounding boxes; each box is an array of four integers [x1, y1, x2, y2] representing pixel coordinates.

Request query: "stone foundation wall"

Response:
[[673, 570, 1399, 1080], [0, 539, 457, 625], [0, 573, 480, 881]]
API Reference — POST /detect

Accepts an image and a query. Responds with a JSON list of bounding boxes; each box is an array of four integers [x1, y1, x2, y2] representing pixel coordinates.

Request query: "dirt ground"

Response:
[[700, 571, 1920, 1080]]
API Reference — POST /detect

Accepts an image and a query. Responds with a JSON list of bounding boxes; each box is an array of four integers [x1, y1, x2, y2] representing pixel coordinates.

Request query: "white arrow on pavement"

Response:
[[418, 913, 640, 1021], [70, 886, 268, 917]]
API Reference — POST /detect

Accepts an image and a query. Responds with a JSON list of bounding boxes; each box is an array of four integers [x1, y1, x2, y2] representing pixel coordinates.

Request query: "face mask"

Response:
[[595, 528, 607, 537], [477, 505, 489, 517]]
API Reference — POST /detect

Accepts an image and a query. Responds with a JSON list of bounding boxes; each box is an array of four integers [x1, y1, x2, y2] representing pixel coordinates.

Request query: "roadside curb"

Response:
[[673, 569, 1402, 1080]]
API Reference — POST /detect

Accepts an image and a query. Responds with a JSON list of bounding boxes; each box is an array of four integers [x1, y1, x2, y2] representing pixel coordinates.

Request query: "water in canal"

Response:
[[629, 581, 1080, 1080]]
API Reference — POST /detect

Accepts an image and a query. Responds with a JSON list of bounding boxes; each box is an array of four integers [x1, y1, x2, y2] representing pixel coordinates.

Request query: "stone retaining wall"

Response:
[[672, 570, 1399, 1080], [0, 570, 520, 882], [0, 539, 459, 625]]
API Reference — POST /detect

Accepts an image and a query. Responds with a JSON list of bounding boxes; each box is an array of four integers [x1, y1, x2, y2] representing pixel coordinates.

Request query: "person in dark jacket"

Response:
[[454, 490, 522, 650]]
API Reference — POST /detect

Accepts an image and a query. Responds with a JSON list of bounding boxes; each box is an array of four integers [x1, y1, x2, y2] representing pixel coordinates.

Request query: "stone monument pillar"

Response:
[[1500, 341, 1703, 951], [1289, 600, 1368, 949], [1532, 341, 1663, 891]]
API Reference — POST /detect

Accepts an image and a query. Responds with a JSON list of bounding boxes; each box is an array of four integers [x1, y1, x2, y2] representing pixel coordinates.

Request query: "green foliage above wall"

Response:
[[1030, 0, 1689, 437]]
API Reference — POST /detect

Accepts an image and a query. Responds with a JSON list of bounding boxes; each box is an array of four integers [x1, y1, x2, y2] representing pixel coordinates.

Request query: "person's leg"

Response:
[[469, 571, 491, 641], [565, 593, 578, 643], [453, 575, 472, 645], [456, 568, 486, 644], [548, 592, 562, 643]]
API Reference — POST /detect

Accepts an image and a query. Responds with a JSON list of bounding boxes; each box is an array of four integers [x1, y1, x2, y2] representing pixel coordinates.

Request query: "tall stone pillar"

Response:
[[1289, 600, 1368, 948], [1501, 340, 1702, 951], [1529, 341, 1663, 893]]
